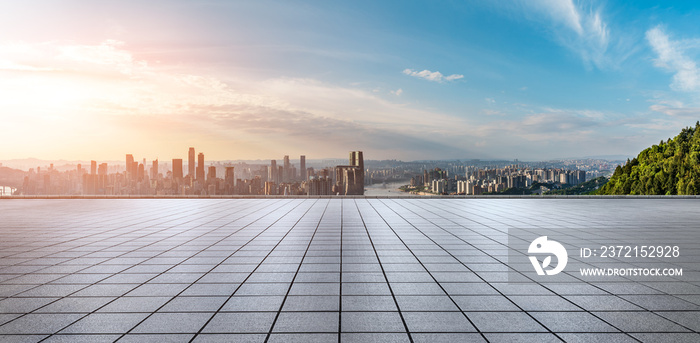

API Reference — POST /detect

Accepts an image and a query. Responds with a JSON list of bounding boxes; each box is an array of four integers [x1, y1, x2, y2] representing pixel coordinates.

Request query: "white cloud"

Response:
[[513, 0, 612, 68], [402, 68, 463, 82], [0, 39, 473, 159], [646, 26, 700, 92], [650, 104, 700, 118]]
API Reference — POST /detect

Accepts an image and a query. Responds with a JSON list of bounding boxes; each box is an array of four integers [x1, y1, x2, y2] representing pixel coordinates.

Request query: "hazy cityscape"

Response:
[[0, 148, 619, 197], [3, 1, 700, 341]]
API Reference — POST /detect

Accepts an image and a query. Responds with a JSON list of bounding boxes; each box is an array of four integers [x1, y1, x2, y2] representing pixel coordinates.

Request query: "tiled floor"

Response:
[[0, 199, 698, 342]]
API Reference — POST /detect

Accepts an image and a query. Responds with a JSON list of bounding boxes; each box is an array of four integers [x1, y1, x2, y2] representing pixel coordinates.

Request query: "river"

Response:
[[364, 181, 410, 196]]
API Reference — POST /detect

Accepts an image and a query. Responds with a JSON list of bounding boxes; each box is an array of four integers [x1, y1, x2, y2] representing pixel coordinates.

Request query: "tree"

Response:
[[597, 124, 700, 195]]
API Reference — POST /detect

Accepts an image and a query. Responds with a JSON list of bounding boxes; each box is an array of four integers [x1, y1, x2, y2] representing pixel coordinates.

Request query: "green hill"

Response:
[[546, 176, 608, 195], [596, 122, 700, 195]]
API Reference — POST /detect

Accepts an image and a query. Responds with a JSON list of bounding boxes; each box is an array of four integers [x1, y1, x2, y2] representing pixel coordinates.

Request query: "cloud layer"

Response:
[[646, 26, 700, 92], [402, 68, 464, 82], [511, 0, 613, 68], [0, 40, 475, 160]]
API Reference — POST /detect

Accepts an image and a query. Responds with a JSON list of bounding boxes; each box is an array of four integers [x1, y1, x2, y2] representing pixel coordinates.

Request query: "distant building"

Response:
[[98, 163, 108, 176], [432, 179, 446, 194], [126, 154, 134, 179], [151, 160, 158, 179], [307, 176, 333, 195], [207, 165, 216, 181], [269, 160, 277, 184], [196, 153, 205, 181], [188, 147, 195, 177], [335, 151, 364, 195], [283, 155, 290, 182], [300, 155, 306, 181], [224, 167, 235, 194], [264, 181, 277, 195], [172, 159, 183, 180]]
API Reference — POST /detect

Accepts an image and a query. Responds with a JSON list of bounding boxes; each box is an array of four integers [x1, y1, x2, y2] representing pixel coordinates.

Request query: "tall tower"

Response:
[[224, 166, 235, 194], [283, 155, 290, 182], [188, 147, 195, 177], [152, 159, 159, 179], [207, 165, 216, 181], [126, 154, 134, 177], [300, 155, 306, 181], [270, 160, 277, 184], [196, 153, 205, 181], [172, 159, 183, 180], [349, 151, 364, 195], [350, 151, 364, 182]]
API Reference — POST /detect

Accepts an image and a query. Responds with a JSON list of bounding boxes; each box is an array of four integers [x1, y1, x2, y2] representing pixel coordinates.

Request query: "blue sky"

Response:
[[1, 1, 700, 160]]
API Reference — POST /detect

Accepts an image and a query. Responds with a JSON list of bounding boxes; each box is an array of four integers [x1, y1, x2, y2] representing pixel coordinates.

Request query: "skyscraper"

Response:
[[269, 160, 277, 184], [196, 153, 205, 181], [283, 155, 290, 182], [137, 163, 145, 181], [207, 165, 216, 181], [335, 151, 364, 195], [224, 167, 235, 194], [188, 147, 195, 177], [300, 155, 306, 180], [172, 159, 183, 180], [152, 159, 158, 179], [126, 154, 134, 178], [90, 160, 96, 175], [131, 162, 139, 181], [98, 163, 108, 176]]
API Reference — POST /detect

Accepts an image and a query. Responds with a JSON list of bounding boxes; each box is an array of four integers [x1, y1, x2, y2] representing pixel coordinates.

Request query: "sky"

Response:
[[2, 1, 700, 161]]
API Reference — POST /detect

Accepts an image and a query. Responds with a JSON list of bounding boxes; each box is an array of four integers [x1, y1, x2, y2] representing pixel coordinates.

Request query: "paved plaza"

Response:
[[0, 198, 698, 342]]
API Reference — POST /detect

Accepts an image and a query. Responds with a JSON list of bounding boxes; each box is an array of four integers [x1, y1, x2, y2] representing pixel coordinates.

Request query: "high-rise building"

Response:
[[131, 162, 139, 181], [138, 163, 145, 181], [269, 160, 277, 184], [90, 161, 97, 175], [300, 155, 306, 180], [152, 160, 158, 179], [188, 147, 195, 177], [172, 159, 183, 180], [264, 181, 277, 195], [196, 153, 205, 181], [126, 154, 134, 177], [307, 176, 332, 195], [98, 163, 108, 176], [335, 151, 364, 195], [350, 151, 364, 180], [283, 155, 290, 182], [224, 167, 235, 195], [207, 165, 216, 181]]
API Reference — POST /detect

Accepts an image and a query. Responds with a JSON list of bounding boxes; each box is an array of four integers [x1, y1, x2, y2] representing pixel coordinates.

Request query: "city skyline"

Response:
[[12, 147, 368, 196], [3, 1, 700, 160]]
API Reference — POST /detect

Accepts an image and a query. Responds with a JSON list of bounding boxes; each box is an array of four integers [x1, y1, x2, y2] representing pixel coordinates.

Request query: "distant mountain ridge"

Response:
[[0, 166, 26, 189], [596, 122, 700, 195]]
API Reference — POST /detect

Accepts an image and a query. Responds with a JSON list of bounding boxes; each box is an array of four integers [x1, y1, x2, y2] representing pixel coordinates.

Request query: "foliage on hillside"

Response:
[[545, 176, 608, 195], [596, 122, 700, 195]]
